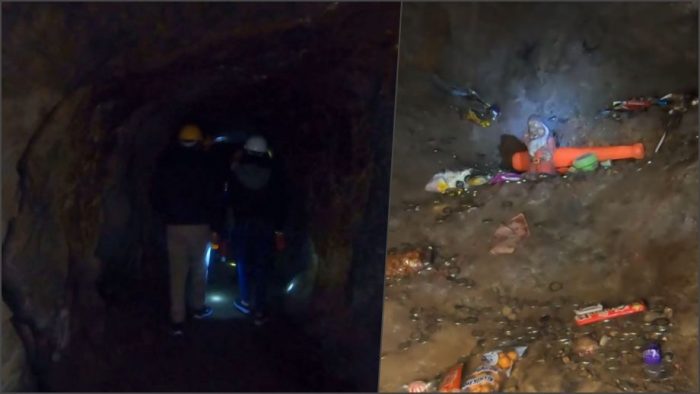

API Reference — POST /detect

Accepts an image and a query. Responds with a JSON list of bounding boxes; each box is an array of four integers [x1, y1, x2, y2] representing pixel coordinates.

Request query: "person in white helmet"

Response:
[[214, 134, 287, 325]]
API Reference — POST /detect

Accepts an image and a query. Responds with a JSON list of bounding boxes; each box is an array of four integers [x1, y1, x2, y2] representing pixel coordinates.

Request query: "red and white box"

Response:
[[574, 302, 647, 326]]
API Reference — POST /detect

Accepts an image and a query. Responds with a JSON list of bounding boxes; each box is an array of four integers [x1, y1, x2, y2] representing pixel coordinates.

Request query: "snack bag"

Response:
[[462, 346, 527, 392]]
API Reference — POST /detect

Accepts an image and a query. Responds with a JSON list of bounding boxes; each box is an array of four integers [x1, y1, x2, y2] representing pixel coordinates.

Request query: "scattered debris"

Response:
[[462, 107, 500, 128], [643, 342, 663, 364], [489, 172, 521, 185], [386, 249, 425, 278], [511, 143, 645, 173], [406, 380, 433, 393], [403, 347, 527, 393], [425, 169, 493, 193], [425, 170, 520, 192], [438, 363, 464, 392], [657, 92, 699, 116], [570, 153, 599, 172], [573, 335, 599, 357], [425, 169, 474, 193], [600, 97, 656, 120], [468, 176, 490, 187], [432, 74, 501, 128], [654, 131, 667, 154], [574, 301, 647, 326], [654, 94, 698, 153], [490, 213, 530, 255], [462, 346, 527, 392], [642, 342, 665, 380]]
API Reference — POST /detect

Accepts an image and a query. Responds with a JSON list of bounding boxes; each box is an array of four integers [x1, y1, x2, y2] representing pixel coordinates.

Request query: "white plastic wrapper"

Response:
[[425, 169, 473, 193]]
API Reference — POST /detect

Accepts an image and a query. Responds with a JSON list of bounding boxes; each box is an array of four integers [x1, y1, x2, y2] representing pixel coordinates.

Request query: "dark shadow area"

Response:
[[498, 134, 528, 170], [2, 3, 399, 391]]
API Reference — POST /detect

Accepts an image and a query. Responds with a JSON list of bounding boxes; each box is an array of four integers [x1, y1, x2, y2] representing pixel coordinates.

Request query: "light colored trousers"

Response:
[[166, 225, 209, 323]]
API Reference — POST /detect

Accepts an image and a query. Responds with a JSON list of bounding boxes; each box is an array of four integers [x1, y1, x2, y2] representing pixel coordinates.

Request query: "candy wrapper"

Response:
[[402, 364, 463, 393], [574, 301, 646, 326], [462, 346, 527, 392], [438, 363, 463, 392], [489, 172, 521, 185], [404, 363, 462, 394]]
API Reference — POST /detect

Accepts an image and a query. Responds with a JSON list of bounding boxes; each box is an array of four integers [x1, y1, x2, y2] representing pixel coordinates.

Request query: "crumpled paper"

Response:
[[490, 213, 529, 255]]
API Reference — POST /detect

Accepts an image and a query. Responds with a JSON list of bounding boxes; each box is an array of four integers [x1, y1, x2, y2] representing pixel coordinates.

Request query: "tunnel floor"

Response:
[[45, 253, 348, 392], [379, 102, 699, 390], [380, 145, 699, 391]]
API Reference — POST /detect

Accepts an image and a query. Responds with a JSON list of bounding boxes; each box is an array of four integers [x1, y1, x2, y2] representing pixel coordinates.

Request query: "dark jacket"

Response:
[[216, 154, 287, 233], [151, 144, 220, 227]]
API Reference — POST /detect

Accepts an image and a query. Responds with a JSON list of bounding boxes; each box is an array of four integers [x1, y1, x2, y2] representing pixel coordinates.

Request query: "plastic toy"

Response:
[[511, 143, 645, 173]]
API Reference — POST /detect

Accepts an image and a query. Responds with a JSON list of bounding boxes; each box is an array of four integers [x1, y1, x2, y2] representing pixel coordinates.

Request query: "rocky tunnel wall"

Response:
[[392, 1, 698, 194], [2, 3, 399, 389]]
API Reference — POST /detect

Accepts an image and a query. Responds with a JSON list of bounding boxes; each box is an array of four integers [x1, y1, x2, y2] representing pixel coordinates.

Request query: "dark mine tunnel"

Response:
[[2, 3, 399, 391]]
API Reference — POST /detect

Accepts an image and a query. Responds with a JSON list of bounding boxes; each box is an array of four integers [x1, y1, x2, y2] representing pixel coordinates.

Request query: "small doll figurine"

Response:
[[524, 115, 556, 176]]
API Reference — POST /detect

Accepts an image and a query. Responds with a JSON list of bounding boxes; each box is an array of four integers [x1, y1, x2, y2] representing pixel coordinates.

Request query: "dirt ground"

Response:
[[379, 2, 698, 392], [44, 259, 356, 392]]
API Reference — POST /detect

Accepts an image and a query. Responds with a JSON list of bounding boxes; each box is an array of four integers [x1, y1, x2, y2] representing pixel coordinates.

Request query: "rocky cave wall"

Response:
[[392, 1, 698, 194], [2, 3, 399, 390]]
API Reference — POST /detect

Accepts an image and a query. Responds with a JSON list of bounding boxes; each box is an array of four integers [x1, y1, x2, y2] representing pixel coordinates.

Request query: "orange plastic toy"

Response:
[[512, 143, 645, 173]]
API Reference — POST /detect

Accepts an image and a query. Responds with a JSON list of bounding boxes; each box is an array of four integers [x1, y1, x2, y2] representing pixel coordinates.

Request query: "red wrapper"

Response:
[[574, 301, 647, 326], [621, 99, 653, 110], [438, 363, 463, 392]]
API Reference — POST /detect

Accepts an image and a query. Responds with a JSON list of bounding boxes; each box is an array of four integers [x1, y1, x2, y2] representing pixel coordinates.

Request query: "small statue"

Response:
[[524, 115, 556, 176]]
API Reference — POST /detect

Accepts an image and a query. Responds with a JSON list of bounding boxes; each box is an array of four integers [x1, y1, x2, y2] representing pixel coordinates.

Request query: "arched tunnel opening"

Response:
[[2, 3, 399, 391]]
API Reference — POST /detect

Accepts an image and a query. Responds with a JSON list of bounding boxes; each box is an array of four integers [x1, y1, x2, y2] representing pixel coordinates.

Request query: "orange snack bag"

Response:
[[462, 346, 527, 393]]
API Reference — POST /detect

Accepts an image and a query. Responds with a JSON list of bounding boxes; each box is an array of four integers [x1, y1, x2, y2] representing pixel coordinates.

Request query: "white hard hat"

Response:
[[244, 135, 268, 154]]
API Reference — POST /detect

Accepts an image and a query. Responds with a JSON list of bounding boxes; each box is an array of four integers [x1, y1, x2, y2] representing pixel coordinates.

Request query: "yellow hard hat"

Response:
[[178, 124, 203, 142]]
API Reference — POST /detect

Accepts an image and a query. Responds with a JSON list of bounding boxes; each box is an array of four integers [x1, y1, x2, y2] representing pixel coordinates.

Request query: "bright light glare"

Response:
[[205, 244, 212, 268], [286, 279, 296, 293], [207, 292, 228, 304], [228, 261, 237, 268], [210, 294, 224, 303]]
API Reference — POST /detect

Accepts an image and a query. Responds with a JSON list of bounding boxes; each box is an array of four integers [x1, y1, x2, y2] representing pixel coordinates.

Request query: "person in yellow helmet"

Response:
[[151, 123, 219, 336]]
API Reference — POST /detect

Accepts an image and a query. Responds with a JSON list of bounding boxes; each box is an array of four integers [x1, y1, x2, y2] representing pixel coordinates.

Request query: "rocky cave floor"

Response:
[[43, 260, 353, 392], [379, 109, 699, 392]]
